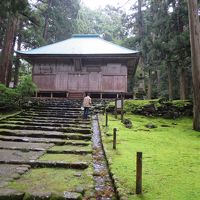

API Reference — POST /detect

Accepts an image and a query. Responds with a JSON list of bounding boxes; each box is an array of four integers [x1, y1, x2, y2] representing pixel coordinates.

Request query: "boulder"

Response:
[[145, 123, 157, 129], [123, 119, 132, 129]]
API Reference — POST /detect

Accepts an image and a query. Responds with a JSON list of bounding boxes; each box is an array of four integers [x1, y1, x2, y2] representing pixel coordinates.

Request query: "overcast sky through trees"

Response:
[[81, 0, 136, 11]]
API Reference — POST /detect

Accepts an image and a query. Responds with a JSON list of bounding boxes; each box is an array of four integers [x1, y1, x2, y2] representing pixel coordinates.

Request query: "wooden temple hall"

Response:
[[17, 34, 140, 99]]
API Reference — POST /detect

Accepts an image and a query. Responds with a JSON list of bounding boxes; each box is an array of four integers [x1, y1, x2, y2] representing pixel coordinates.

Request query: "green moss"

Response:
[[106, 99, 160, 113], [50, 145, 91, 151], [8, 167, 93, 196], [39, 153, 92, 163], [100, 113, 200, 200], [172, 100, 192, 107], [0, 111, 21, 120]]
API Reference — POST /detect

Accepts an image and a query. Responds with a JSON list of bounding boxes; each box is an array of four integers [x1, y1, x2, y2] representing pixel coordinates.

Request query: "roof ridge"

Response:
[[72, 34, 100, 38]]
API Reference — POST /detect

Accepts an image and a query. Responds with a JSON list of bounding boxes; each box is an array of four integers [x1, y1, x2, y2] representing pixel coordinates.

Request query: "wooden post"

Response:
[[115, 98, 117, 119], [136, 152, 142, 194], [103, 104, 106, 115], [51, 92, 53, 99], [121, 97, 124, 122], [113, 128, 117, 149], [106, 112, 108, 127]]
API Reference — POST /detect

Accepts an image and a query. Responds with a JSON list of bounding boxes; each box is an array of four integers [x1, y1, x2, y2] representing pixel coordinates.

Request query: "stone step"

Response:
[[32, 103, 82, 108], [0, 160, 88, 169], [0, 136, 90, 145], [26, 110, 82, 114], [0, 135, 66, 144], [0, 124, 91, 134], [0, 146, 92, 155], [6, 115, 91, 124], [0, 141, 54, 151], [0, 129, 92, 140], [30, 107, 82, 111], [6, 117, 91, 125], [19, 113, 81, 118], [46, 149, 92, 154], [0, 121, 91, 129]]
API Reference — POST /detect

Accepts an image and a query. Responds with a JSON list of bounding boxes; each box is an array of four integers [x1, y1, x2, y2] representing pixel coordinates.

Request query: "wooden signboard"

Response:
[[115, 97, 124, 121]]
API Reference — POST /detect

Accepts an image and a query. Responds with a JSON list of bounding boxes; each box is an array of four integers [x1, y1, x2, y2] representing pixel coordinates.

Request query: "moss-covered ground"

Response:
[[100, 113, 200, 200], [39, 153, 92, 163], [0, 110, 21, 120], [50, 144, 91, 151], [8, 167, 93, 198]]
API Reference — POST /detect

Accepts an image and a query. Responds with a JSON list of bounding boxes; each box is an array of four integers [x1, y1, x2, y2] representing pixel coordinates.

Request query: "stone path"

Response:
[[0, 99, 116, 200]]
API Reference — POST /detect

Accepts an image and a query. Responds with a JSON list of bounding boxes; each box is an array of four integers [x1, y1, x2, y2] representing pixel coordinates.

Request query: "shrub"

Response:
[[0, 76, 37, 111], [17, 76, 37, 98], [0, 84, 20, 111]]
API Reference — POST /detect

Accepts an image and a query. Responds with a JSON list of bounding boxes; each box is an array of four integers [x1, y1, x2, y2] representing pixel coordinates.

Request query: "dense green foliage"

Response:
[[0, 76, 37, 110], [122, 0, 192, 99], [0, 84, 20, 110], [106, 99, 192, 118], [100, 114, 200, 199], [76, 5, 125, 43], [0, 0, 194, 100]]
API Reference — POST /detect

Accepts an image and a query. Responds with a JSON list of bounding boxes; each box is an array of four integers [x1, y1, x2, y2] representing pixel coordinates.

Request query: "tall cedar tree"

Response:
[[0, 0, 29, 85], [187, 0, 200, 131]]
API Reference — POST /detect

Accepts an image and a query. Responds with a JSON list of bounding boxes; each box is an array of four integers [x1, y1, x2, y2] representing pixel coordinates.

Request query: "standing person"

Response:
[[83, 93, 92, 119]]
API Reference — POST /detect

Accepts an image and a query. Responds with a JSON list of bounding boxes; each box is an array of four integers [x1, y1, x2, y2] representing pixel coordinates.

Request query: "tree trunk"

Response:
[[6, 35, 17, 87], [138, 0, 144, 37], [137, 0, 146, 95], [14, 20, 23, 87], [43, 0, 52, 42], [167, 64, 173, 100], [187, 0, 200, 131], [156, 70, 161, 97], [0, 16, 18, 85], [147, 70, 152, 99], [179, 67, 187, 100]]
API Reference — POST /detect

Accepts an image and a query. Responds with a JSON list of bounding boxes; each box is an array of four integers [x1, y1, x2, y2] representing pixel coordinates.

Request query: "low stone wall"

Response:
[[106, 99, 193, 119]]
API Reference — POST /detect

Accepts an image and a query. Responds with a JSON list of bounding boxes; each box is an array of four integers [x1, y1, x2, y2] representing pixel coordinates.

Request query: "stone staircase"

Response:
[[0, 99, 94, 199]]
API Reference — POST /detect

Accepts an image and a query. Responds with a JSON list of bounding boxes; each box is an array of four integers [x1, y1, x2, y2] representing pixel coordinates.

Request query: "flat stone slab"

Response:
[[0, 135, 65, 144], [0, 129, 65, 137], [0, 121, 91, 129], [0, 130, 91, 141], [0, 164, 30, 188], [0, 149, 44, 162], [0, 160, 89, 169], [19, 113, 80, 118], [0, 141, 54, 151], [0, 124, 91, 134], [10, 117, 90, 123]]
